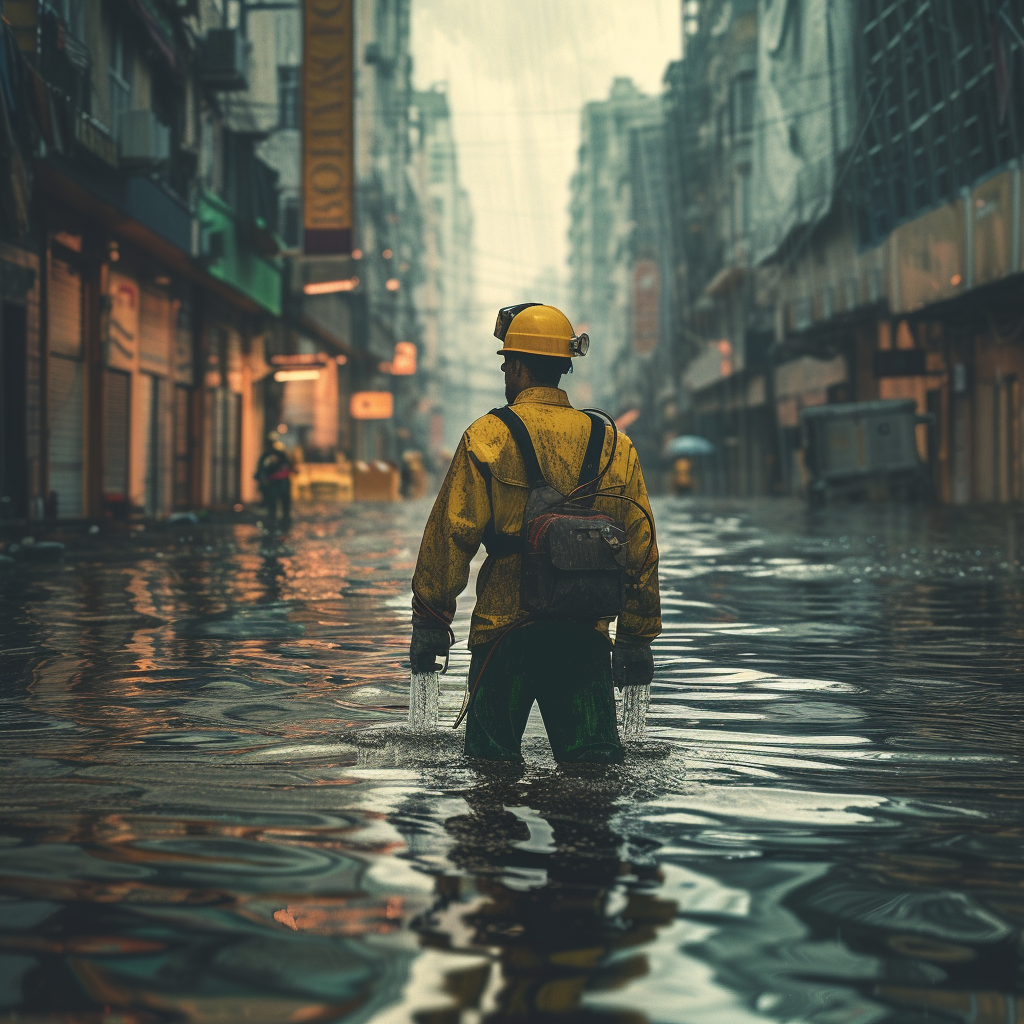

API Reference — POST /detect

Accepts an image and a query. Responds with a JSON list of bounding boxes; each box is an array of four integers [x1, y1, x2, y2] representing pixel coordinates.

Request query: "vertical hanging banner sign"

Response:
[[632, 259, 659, 356], [303, 0, 354, 254]]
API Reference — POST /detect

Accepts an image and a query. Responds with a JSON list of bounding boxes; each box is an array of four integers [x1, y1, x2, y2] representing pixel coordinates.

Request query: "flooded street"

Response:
[[1, 498, 1022, 1024]]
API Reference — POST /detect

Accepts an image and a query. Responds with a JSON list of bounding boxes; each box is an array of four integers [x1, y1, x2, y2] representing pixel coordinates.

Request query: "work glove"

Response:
[[410, 621, 451, 673], [612, 635, 654, 688]]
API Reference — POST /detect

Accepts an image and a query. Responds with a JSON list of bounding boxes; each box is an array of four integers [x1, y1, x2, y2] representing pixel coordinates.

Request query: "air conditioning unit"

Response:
[[200, 29, 248, 91], [118, 110, 170, 165]]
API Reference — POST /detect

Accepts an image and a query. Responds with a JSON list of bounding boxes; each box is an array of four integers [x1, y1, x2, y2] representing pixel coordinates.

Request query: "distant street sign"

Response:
[[390, 341, 417, 375], [271, 353, 326, 366], [350, 391, 393, 420]]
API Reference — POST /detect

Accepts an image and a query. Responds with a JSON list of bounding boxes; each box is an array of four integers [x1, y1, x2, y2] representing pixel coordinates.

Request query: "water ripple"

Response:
[[1, 498, 1021, 1022]]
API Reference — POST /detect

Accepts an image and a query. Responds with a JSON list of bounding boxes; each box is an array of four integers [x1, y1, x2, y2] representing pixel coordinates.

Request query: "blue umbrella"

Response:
[[664, 435, 715, 458]]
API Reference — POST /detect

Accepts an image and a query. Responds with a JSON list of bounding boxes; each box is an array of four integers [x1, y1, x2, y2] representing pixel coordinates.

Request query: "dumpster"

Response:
[[800, 399, 931, 503]]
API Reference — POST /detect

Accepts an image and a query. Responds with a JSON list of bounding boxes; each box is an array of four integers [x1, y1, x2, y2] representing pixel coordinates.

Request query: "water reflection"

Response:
[[0, 499, 1022, 1022], [401, 765, 677, 1021]]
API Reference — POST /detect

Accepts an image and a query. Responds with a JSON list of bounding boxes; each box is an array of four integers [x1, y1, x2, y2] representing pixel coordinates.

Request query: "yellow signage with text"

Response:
[[350, 392, 394, 420], [303, 0, 354, 254]]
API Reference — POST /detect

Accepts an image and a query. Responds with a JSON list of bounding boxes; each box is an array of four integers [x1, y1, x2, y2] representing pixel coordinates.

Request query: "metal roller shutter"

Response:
[[173, 384, 191, 508], [47, 255, 84, 518], [142, 373, 170, 515], [47, 356, 83, 517], [103, 369, 130, 499], [140, 287, 172, 372], [210, 388, 241, 505], [48, 258, 81, 357]]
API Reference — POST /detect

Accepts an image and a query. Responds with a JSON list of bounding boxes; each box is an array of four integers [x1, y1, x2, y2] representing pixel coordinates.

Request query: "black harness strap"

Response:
[[574, 413, 606, 508], [481, 406, 544, 557], [489, 406, 545, 488], [481, 406, 604, 556], [482, 531, 523, 557]]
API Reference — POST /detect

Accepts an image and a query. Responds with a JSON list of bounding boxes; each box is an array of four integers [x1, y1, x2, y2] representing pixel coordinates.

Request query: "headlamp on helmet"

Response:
[[494, 302, 542, 342], [493, 302, 587, 359]]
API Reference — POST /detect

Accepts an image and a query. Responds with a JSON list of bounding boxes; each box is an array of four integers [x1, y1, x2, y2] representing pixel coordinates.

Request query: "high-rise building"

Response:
[[411, 84, 476, 456], [568, 78, 662, 413]]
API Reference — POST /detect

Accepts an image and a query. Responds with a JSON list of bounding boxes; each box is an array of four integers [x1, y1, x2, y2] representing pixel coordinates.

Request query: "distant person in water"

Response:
[[255, 432, 293, 528]]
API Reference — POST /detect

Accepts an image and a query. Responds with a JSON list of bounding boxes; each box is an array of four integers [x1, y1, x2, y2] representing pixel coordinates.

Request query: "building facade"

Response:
[[568, 78, 663, 416], [410, 83, 475, 456], [759, 0, 1024, 504], [0, 0, 285, 522], [636, 0, 1024, 505], [661, 0, 780, 496], [250, 0, 427, 467], [0, 0, 438, 523]]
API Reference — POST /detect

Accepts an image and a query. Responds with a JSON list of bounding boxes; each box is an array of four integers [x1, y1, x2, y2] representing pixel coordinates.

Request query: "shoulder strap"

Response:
[[575, 413, 606, 508], [489, 406, 546, 489]]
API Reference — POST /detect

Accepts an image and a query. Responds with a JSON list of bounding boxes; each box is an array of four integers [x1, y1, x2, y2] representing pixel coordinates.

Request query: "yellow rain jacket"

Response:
[[412, 387, 661, 647]]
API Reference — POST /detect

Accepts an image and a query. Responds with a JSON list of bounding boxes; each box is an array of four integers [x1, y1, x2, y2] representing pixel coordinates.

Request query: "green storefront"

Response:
[[197, 190, 282, 316]]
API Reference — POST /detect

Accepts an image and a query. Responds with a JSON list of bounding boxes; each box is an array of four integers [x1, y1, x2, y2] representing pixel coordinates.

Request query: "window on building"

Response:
[[109, 21, 132, 138], [430, 153, 444, 183], [853, 0, 1021, 247], [281, 196, 301, 248], [56, 0, 85, 37], [734, 166, 752, 240], [731, 72, 755, 138], [278, 67, 300, 130], [200, 114, 218, 190]]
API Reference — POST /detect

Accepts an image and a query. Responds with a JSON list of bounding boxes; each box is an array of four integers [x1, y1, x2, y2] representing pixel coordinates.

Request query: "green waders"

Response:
[[464, 621, 623, 764]]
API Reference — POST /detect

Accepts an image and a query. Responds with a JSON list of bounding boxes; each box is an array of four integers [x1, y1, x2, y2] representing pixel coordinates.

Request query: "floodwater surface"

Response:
[[0, 498, 1021, 1023]]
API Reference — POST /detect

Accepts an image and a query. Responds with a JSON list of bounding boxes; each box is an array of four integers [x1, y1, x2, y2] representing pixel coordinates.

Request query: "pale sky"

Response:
[[411, 1, 681, 344]]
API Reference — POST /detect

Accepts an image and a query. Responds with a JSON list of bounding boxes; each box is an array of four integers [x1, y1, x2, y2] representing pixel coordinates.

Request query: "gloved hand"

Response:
[[410, 623, 451, 673], [612, 635, 654, 688]]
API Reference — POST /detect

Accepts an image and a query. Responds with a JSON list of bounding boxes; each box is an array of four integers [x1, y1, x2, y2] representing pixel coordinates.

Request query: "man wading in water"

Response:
[[410, 303, 660, 763]]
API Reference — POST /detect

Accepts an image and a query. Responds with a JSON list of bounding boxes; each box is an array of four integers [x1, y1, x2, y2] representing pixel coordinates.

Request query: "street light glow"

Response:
[[274, 369, 321, 382], [303, 278, 359, 295]]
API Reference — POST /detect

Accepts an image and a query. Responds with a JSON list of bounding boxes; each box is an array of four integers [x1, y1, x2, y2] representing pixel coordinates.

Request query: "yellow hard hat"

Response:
[[494, 302, 589, 359]]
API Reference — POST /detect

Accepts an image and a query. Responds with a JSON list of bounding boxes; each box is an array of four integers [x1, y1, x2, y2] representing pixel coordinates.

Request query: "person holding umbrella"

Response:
[[664, 435, 714, 495]]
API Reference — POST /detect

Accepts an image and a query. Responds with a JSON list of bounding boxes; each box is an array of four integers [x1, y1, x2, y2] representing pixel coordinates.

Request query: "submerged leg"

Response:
[[464, 634, 535, 761], [534, 623, 623, 765]]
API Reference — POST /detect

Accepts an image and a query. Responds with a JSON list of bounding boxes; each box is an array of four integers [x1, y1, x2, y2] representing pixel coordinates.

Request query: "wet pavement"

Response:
[[0, 498, 1022, 1024]]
